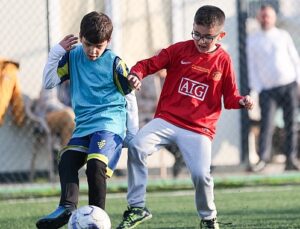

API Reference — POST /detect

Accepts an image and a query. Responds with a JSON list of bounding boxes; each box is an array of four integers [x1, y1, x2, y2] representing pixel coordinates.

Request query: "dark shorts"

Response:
[[60, 130, 123, 177]]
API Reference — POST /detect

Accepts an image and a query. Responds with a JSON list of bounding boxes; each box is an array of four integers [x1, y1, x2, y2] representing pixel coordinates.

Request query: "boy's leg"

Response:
[[36, 149, 86, 229], [117, 118, 174, 229], [175, 129, 217, 221], [86, 159, 107, 209], [86, 131, 123, 210], [58, 150, 86, 207], [127, 118, 174, 206]]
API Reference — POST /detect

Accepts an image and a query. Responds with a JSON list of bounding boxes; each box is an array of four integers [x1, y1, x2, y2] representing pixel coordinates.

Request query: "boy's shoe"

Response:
[[200, 218, 220, 229], [116, 206, 152, 229], [36, 205, 75, 229], [251, 160, 266, 172], [285, 159, 300, 171]]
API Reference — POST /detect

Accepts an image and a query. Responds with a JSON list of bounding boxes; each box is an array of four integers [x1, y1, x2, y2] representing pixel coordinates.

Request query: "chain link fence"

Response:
[[0, 0, 299, 183]]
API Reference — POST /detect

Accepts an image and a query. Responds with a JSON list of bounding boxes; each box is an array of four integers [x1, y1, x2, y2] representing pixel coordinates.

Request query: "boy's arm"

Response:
[[130, 48, 170, 79], [239, 95, 254, 110], [128, 48, 171, 90], [220, 57, 248, 109], [43, 44, 67, 89], [123, 91, 139, 147], [223, 72, 254, 110], [113, 57, 139, 145], [43, 35, 78, 89], [113, 57, 132, 95]]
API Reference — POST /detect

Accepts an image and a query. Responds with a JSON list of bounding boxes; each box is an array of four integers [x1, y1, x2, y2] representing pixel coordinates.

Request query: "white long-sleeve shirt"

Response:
[[247, 27, 300, 93]]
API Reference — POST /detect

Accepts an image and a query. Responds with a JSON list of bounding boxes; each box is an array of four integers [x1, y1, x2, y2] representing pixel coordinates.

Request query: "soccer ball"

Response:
[[68, 205, 111, 229]]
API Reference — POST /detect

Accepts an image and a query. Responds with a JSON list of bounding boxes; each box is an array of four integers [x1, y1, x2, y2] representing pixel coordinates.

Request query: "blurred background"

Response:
[[0, 0, 300, 183]]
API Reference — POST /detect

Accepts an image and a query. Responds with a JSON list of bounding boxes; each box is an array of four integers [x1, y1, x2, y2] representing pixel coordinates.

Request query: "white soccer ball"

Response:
[[68, 205, 111, 229]]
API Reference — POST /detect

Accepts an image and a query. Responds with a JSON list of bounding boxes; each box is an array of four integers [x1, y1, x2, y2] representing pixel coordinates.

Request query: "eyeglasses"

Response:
[[191, 31, 220, 43]]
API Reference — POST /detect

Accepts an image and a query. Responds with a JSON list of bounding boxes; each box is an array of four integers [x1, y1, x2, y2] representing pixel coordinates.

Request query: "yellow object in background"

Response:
[[0, 58, 24, 126]]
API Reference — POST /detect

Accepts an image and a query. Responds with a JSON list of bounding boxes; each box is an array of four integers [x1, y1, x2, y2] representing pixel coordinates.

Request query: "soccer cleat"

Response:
[[116, 206, 152, 229], [251, 160, 266, 172], [36, 205, 75, 229], [285, 159, 300, 171], [200, 218, 220, 229]]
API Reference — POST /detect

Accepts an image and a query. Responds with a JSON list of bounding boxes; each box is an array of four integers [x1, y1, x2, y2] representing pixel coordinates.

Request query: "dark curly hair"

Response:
[[194, 5, 225, 29], [80, 11, 113, 44]]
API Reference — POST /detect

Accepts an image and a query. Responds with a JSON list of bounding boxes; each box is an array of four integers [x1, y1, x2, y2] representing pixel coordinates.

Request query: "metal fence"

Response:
[[0, 0, 300, 183]]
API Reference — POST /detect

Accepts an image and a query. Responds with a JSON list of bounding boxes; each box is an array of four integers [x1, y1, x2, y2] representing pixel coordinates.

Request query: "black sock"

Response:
[[58, 150, 86, 208], [86, 159, 107, 209]]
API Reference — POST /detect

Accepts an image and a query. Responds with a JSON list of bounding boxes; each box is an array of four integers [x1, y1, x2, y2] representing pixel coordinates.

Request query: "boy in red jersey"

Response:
[[119, 5, 254, 229]]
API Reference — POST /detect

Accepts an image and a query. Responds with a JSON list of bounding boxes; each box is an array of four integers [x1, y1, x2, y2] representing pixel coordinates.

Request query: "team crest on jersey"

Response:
[[178, 77, 209, 101], [212, 71, 222, 81], [97, 140, 106, 149]]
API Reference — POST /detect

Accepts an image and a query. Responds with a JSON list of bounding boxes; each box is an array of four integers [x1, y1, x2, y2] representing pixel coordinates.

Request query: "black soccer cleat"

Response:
[[36, 205, 75, 229], [200, 218, 220, 229], [285, 159, 300, 171]]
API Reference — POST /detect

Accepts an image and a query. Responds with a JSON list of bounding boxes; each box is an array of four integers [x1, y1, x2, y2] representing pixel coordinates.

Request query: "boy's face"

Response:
[[192, 23, 225, 53], [80, 36, 110, 61]]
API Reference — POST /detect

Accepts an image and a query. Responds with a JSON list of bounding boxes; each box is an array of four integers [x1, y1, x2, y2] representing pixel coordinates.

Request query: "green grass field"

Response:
[[0, 185, 299, 229]]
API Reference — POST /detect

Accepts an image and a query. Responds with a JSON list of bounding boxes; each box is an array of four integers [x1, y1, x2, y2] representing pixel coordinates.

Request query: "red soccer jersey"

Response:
[[131, 40, 243, 139]]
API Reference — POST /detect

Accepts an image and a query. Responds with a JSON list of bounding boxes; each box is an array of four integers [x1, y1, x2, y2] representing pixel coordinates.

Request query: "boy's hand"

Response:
[[128, 74, 142, 90], [239, 95, 254, 110], [59, 34, 78, 51]]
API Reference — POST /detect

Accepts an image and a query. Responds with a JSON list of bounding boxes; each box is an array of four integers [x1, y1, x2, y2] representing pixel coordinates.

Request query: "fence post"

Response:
[[237, 0, 251, 168]]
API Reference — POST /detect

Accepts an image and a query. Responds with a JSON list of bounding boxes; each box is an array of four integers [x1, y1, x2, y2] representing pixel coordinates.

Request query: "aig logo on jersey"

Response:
[[178, 77, 209, 101]]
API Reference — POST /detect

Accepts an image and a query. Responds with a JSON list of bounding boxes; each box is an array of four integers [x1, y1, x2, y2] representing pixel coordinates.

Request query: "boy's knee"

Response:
[[86, 159, 107, 179], [191, 169, 211, 185], [128, 135, 147, 152], [58, 150, 86, 176], [128, 136, 138, 148]]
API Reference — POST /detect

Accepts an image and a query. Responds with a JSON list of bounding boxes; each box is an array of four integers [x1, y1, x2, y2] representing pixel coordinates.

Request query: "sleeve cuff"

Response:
[[50, 44, 67, 58]]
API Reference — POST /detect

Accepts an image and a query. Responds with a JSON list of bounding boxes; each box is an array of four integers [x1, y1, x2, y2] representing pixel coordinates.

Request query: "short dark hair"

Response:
[[260, 4, 275, 11], [194, 5, 225, 29], [80, 11, 113, 44]]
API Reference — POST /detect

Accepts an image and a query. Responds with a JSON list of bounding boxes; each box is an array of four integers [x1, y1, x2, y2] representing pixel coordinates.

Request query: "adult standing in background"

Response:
[[247, 4, 300, 171]]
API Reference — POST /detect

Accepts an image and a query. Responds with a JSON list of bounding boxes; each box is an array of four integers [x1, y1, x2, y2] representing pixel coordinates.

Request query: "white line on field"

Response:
[[0, 185, 298, 205]]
